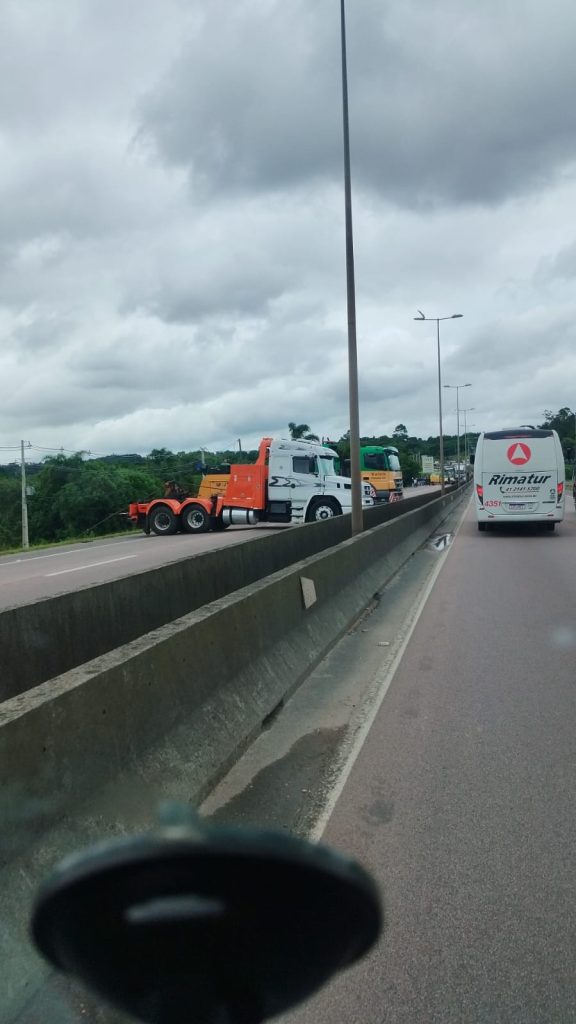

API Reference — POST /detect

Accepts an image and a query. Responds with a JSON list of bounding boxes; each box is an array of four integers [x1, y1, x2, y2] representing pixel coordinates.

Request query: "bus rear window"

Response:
[[484, 430, 553, 440]]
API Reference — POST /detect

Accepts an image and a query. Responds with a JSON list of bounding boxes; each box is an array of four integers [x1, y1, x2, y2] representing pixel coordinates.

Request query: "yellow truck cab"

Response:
[[327, 444, 404, 503], [358, 446, 403, 503]]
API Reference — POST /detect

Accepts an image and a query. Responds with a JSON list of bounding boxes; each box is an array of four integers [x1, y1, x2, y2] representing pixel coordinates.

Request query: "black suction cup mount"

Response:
[[31, 804, 383, 1024]]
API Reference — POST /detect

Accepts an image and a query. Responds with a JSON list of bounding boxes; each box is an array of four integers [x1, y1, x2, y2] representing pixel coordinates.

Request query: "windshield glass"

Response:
[[319, 455, 337, 476], [363, 451, 401, 472], [364, 453, 387, 471], [3, 1, 575, 1020]]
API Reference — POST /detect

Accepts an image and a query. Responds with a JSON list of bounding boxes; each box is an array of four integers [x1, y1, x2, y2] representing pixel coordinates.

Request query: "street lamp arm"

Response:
[[414, 313, 464, 322]]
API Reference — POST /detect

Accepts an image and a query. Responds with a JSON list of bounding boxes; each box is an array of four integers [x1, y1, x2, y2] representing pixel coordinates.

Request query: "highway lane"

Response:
[[299, 504, 576, 1022], [0, 488, 432, 612], [205, 498, 576, 1023], [0, 525, 285, 612]]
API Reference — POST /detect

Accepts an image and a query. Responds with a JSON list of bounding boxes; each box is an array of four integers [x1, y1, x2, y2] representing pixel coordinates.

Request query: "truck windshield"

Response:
[[363, 453, 388, 471], [319, 456, 337, 476], [363, 452, 401, 472]]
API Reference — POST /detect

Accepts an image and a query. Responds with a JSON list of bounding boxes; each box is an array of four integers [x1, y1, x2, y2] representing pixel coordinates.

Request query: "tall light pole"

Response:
[[444, 383, 471, 481], [340, 0, 362, 535], [461, 407, 475, 471], [467, 422, 477, 475], [21, 439, 29, 550], [414, 312, 463, 495]]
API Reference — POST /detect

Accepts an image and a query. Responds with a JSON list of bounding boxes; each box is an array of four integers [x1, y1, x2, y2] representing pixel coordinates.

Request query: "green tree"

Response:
[[332, 429, 350, 459], [26, 454, 159, 543], [392, 424, 408, 441], [400, 454, 422, 485], [0, 475, 22, 548], [27, 454, 85, 541], [540, 408, 575, 460], [288, 422, 319, 441]]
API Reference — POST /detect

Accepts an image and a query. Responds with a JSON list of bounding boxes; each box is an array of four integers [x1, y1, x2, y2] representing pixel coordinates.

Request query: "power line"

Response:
[[28, 444, 86, 455]]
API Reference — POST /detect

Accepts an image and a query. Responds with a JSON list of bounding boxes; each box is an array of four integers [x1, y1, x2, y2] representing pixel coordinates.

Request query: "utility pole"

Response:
[[21, 440, 29, 550], [461, 408, 475, 476]]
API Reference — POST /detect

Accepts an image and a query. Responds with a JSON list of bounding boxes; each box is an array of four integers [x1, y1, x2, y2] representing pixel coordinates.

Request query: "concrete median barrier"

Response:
[[2, 486, 467, 858], [1, 487, 446, 700]]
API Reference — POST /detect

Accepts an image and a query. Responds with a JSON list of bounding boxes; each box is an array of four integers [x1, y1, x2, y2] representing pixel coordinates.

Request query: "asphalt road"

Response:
[[0, 489, 431, 611], [0, 524, 284, 612], [205, 498, 576, 1023]]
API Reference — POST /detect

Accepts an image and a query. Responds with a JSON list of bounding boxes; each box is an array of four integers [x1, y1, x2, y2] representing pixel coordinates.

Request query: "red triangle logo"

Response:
[[507, 443, 531, 466]]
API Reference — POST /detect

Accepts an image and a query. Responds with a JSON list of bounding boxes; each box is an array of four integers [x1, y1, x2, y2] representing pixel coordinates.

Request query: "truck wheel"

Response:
[[477, 522, 486, 532], [149, 505, 178, 536], [182, 504, 211, 534], [306, 498, 341, 522]]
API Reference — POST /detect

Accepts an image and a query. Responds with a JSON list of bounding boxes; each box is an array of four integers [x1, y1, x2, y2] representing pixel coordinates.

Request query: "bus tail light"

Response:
[[476, 484, 484, 505], [557, 481, 564, 502]]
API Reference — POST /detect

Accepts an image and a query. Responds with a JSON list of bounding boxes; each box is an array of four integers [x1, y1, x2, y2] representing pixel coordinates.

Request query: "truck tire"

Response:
[[149, 505, 178, 536], [182, 504, 211, 534], [477, 522, 486, 532], [306, 498, 342, 522]]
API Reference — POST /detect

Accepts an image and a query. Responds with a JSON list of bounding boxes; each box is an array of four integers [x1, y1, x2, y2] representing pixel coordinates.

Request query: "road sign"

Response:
[[421, 456, 434, 473]]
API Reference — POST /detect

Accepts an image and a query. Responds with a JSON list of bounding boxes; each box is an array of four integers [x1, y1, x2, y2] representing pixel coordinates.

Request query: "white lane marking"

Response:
[[2, 552, 80, 566], [310, 500, 468, 842], [45, 555, 138, 577], [0, 538, 149, 568]]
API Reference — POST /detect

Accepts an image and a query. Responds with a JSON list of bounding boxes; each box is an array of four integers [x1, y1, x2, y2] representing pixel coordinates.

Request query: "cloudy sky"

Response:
[[2, 0, 576, 461]]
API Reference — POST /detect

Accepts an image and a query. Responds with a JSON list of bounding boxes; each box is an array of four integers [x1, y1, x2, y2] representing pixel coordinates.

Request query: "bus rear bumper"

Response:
[[476, 507, 564, 524]]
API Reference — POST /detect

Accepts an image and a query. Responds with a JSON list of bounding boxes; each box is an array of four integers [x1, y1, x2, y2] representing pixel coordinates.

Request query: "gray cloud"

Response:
[[540, 239, 576, 282], [141, 0, 576, 208], [453, 307, 576, 376], [2, 1, 576, 459]]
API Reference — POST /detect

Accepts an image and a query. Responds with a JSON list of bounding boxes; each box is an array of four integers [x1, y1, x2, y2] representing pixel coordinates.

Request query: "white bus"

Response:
[[473, 427, 565, 532]]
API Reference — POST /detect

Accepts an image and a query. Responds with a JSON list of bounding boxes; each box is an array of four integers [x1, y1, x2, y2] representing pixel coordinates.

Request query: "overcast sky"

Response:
[[2, 0, 576, 462]]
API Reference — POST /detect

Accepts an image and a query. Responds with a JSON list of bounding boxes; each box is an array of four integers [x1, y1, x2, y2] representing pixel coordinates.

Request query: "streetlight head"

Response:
[[451, 314, 463, 319], [414, 310, 425, 320]]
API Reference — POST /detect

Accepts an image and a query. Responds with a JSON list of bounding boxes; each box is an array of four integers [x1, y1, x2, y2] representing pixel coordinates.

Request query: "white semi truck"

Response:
[[130, 437, 375, 535]]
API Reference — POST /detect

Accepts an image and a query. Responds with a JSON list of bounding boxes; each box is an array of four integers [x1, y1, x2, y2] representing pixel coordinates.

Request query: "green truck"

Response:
[[326, 444, 403, 503]]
